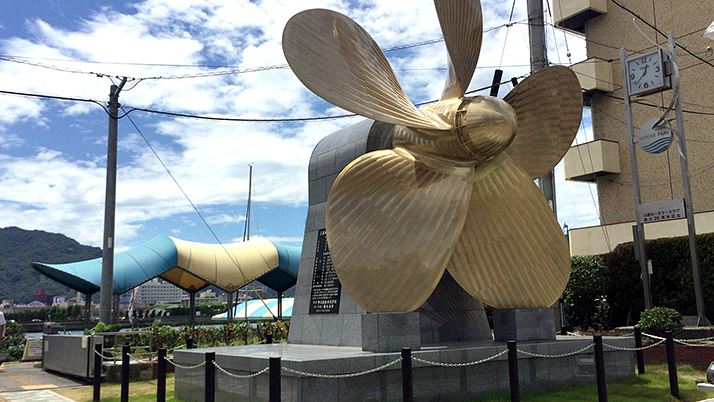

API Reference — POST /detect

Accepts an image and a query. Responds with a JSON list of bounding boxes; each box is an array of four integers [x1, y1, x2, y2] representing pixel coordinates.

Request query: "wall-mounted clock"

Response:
[[626, 49, 672, 96]]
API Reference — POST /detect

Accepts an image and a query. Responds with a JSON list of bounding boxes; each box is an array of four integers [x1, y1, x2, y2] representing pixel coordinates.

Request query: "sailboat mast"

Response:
[[243, 164, 253, 242]]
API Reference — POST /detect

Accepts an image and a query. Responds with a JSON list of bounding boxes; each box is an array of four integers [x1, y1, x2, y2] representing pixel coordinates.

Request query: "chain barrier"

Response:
[[412, 349, 508, 367], [94, 350, 121, 362], [642, 332, 714, 346], [516, 343, 595, 358], [213, 361, 270, 379], [281, 357, 403, 379], [674, 338, 714, 347], [165, 358, 207, 370], [603, 338, 666, 351], [128, 352, 157, 363], [642, 333, 666, 341]]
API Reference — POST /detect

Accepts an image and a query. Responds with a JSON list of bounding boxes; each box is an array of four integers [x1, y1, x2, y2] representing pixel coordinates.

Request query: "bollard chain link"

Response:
[[166, 359, 207, 370], [603, 338, 665, 351], [642, 333, 665, 340], [412, 349, 508, 367], [281, 357, 403, 379], [674, 338, 714, 347], [128, 352, 156, 363], [516, 343, 595, 358], [213, 361, 270, 379], [643, 332, 714, 346], [94, 350, 120, 362]]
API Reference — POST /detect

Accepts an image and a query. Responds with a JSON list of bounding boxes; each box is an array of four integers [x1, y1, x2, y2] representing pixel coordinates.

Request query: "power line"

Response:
[[0, 20, 522, 82], [609, 0, 714, 69], [124, 107, 358, 122], [122, 108, 252, 285], [0, 89, 110, 115]]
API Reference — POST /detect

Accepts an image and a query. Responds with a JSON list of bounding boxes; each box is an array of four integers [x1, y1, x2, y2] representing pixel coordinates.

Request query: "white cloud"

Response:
[[0, 0, 592, 249]]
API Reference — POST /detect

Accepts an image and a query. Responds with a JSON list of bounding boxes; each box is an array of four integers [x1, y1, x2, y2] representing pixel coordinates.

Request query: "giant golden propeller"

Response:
[[283, 0, 582, 312]]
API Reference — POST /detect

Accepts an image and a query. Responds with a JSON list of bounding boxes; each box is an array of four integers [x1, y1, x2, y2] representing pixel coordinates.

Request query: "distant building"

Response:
[[30, 288, 57, 305], [131, 278, 184, 305]]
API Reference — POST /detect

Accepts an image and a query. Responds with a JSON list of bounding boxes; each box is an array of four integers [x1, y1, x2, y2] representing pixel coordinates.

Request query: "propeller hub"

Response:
[[455, 96, 517, 161], [393, 96, 517, 165]]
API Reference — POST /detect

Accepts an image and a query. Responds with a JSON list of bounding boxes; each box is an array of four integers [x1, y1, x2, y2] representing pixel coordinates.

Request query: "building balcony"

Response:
[[572, 57, 614, 99], [564, 139, 620, 182], [553, 0, 607, 34]]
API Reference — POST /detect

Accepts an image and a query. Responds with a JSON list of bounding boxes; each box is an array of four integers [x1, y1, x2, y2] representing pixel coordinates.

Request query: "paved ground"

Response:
[[0, 362, 87, 402]]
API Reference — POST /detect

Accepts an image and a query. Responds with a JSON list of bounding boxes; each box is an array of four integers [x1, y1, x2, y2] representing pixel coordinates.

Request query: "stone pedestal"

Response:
[[361, 312, 420, 352], [174, 336, 637, 402], [493, 308, 556, 342]]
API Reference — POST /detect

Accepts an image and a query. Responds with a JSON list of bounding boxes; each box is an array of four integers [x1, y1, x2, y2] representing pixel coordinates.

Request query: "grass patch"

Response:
[[469, 365, 710, 402], [55, 373, 180, 402]]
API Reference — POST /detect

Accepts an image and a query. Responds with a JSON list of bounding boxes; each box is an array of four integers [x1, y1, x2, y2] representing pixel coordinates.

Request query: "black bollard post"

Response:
[[507, 341, 520, 402], [93, 344, 102, 402], [187, 337, 194, 349], [269, 356, 281, 402], [266, 334, 273, 344], [121, 344, 130, 402], [665, 331, 680, 399], [401, 348, 414, 402], [634, 325, 645, 375], [205, 352, 216, 402], [157, 348, 166, 402], [594, 335, 607, 402]]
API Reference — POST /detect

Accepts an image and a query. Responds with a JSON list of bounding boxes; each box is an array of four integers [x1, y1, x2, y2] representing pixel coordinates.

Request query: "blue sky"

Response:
[[0, 0, 598, 252]]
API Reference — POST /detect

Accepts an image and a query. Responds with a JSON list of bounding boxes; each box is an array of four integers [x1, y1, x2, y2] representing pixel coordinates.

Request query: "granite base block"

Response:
[[173, 336, 635, 402], [361, 312, 420, 352], [493, 308, 556, 342]]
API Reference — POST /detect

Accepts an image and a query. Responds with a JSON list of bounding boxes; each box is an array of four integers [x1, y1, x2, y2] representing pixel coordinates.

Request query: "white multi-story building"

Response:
[[132, 278, 184, 305]]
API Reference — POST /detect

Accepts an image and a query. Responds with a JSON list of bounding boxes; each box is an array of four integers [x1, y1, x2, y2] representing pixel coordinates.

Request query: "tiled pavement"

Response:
[[0, 362, 85, 402], [0, 390, 75, 402]]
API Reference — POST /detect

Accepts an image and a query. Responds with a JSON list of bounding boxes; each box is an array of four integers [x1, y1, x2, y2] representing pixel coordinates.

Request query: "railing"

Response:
[[92, 328, 705, 402]]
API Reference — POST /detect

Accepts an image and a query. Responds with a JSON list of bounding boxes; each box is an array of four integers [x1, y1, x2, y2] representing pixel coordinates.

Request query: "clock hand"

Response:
[[634, 64, 649, 85]]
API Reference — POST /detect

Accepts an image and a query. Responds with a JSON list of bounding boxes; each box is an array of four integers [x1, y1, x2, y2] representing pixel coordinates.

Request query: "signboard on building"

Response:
[[638, 198, 685, 223]]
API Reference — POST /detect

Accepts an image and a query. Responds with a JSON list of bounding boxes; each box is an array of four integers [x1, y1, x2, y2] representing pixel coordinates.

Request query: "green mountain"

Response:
[[0, 226, 102, 303]]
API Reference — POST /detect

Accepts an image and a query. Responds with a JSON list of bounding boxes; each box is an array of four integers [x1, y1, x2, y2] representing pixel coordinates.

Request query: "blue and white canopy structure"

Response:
[[211, 297, 294, 320], [31, 234, 300, 295]]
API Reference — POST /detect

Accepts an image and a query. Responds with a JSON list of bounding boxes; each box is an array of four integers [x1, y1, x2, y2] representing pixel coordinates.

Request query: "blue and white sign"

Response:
[[638, 117, 673, 154]]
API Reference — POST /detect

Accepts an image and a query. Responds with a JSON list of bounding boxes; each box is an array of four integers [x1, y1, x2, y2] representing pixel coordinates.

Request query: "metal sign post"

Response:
[[620, 47, 652, 310], [620, 32, 709, 324], [667, 32, 708, 325]]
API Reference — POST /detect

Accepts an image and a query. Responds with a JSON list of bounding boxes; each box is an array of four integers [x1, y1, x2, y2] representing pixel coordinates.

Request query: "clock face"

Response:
[[627, 50, 670, 95]]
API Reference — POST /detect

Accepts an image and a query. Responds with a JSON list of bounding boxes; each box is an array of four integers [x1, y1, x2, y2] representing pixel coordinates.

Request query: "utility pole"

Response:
[[99, 78, 127, 324], [528, 0, 567, 334], [527, 0, 557, 217]]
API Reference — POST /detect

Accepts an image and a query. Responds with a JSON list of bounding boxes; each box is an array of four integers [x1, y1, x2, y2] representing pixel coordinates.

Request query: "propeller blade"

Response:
[[325, 147, 473, 312], [446, 153, 571, 309], [434, 0, 483, 100], [283, 9, 450, 130], [503, 66, 583, 179]]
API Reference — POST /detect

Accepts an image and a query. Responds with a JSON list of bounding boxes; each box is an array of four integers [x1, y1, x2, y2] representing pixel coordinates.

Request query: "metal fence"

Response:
[[92, 328, 707, 402]]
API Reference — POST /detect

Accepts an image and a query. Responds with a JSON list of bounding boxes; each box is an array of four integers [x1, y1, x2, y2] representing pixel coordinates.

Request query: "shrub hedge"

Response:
[[565, 232, 714, 330]]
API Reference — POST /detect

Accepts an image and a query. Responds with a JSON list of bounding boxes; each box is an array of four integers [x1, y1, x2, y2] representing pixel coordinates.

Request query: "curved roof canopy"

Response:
[[31, 235, 301, 295]]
